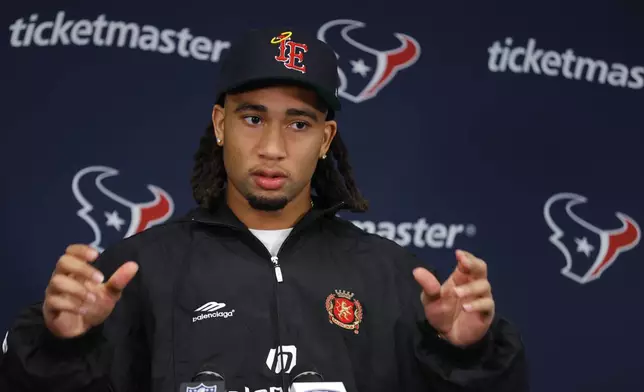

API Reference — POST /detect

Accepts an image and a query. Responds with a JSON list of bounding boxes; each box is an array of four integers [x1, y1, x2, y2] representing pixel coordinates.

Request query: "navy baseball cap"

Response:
[[215, 27, 341, 117]]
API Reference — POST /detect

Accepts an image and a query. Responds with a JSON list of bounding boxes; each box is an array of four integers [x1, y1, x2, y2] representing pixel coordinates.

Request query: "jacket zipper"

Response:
[[214, 223, 295, 391], [268, 225, 301, 283], [271, 256, 283, 283], [266, 233, 295, 392]]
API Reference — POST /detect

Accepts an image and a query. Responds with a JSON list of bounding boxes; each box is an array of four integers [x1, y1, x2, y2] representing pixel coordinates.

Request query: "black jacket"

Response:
[[0, 198, 529, 392]]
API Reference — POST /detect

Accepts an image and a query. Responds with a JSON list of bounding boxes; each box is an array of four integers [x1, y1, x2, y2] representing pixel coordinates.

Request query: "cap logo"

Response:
[[271, 31, 308, 74], [270, 31, 292, 44]]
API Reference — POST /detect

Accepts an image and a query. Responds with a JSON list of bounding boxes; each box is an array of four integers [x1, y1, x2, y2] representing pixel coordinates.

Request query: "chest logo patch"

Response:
[[325, 289, 363, 334]]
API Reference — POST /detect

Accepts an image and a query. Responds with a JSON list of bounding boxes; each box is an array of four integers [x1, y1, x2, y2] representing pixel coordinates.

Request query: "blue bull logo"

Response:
[[71, 165, 174, 252], [544, 192, 640, 284], [317, 19, 420, 103]]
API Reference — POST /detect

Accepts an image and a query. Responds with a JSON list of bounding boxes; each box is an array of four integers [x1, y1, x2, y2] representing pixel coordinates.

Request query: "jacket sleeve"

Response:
[[0, 241, 150, 392], [395, 249, 530, 392]]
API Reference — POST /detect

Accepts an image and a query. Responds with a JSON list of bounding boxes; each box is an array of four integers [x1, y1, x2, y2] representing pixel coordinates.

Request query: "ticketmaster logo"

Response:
[[351, 218, 476, 248], [488, 37, 644, 89], [9, 11, 231, 62]]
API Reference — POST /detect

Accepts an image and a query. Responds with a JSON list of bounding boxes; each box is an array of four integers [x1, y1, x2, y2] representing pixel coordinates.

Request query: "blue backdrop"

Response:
[[2, 1, 643, 391]]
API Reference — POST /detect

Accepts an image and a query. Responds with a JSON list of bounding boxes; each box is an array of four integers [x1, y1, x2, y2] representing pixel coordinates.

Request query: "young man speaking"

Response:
[[0, 27, 529, 392]]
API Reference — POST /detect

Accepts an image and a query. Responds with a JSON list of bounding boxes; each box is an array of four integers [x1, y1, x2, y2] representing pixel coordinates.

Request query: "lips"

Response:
[[251, 169, 287, 191]]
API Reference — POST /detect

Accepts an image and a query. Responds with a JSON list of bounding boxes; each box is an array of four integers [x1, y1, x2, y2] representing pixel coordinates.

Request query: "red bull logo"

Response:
[[71, 165, 174, 252], [317, 19, 420, 103], [544, 192, 640, 284]]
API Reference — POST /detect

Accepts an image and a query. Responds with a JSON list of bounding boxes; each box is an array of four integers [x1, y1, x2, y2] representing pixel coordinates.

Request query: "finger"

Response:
[[456, 250, 487, 279], [44, 294, 85, 315], [454, 279, 491, 299], [56, 255, 105, 284], [462, 297, 495, 313], [48, 274, 97, 304], [413, 267, 441, 303], [104, 262, 139, 296], [65, 244, 100, 262]]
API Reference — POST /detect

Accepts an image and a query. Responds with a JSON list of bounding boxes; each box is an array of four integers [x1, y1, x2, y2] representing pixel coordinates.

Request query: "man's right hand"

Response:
[[43, 244, 139, 338]]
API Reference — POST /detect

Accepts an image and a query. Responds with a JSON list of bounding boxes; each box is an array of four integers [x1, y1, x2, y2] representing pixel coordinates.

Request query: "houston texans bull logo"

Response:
[[544, 192, 640, 284], [317, 19, 420, 103], [72, 166, 174, 252]]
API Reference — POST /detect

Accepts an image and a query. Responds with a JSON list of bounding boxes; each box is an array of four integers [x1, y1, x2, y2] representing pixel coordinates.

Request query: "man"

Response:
[[0, 27, 528, 391]]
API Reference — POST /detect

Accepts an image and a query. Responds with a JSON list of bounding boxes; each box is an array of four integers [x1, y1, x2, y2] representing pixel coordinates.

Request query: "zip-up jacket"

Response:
[[0, 197, 529, 392]]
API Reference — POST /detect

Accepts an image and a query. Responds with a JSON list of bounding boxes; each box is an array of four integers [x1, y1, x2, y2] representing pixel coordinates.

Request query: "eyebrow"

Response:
[[234, 103, 267, 113], [285, 108, 319, 122], [233, 102, 319, 122]]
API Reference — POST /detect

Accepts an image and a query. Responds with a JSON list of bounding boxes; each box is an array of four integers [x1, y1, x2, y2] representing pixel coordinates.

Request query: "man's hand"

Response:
[[413, 250, 495, 348], [43, 244, 139, 338]]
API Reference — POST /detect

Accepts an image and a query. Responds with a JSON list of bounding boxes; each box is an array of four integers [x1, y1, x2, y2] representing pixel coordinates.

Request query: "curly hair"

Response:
[[190, 121, 369, 213]]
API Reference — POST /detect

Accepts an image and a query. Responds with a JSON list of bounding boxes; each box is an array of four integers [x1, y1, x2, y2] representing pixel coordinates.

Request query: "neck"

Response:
[[226, 185, 312, 230]]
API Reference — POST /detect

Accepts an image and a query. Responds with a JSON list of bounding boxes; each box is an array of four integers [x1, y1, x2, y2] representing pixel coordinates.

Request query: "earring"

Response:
[[322, 154, 327, 159], [216, 138, 222, 145]]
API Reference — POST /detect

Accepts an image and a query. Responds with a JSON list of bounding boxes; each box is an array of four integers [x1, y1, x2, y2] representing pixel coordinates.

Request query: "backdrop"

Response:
[[2, 1, 643, 391]]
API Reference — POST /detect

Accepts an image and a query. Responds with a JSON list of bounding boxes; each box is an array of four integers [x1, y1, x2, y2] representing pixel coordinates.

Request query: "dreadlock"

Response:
[[190, 122, 369, 213]]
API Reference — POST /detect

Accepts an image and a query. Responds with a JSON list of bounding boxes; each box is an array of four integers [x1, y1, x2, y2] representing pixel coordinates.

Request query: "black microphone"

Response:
[[288, 366, 346, 392], [291, 369, 324, 383], [179, 364, 226, 392]]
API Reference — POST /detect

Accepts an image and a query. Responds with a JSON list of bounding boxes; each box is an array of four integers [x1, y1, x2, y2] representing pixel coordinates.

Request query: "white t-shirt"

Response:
[[248, 228, 293, 257]]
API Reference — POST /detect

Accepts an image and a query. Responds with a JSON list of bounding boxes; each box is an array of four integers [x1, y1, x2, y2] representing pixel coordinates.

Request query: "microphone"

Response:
[[291, 370, 324, 383], [288, 367, 347, 392], [179, 364, 226, 392]]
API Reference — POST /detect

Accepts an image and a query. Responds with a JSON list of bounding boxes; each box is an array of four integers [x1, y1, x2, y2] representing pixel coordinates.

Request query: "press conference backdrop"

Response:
[[2, 0, 643, 390]]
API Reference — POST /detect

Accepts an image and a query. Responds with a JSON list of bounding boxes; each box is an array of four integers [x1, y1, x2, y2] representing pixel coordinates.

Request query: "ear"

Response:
[[320, 120, 337, 158], [212, 104, 226, 145]]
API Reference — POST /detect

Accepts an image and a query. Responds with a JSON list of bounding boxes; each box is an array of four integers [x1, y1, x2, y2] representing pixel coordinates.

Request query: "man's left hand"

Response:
[[413, 250, 495, 348]]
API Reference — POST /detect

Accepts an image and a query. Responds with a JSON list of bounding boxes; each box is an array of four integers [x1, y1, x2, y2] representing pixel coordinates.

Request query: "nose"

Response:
[[256, 124, 287, 161]]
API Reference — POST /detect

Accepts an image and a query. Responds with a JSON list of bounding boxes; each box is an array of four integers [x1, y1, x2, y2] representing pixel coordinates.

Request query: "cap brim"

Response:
[[218, 76, 341, 113]]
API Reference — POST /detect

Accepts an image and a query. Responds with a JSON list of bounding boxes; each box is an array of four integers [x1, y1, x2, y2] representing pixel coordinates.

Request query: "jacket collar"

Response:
[[181, 192, 347, 232]]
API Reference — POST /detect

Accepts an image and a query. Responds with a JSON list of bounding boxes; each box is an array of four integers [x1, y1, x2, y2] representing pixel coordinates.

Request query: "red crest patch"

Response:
[[270, 31, 308, 74], [325, 290, 363, 334]]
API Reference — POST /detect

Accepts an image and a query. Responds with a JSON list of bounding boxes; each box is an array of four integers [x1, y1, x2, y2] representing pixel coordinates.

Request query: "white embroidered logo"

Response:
[[266, 345, 297, 374], [195, 302, 226, 312], [192, 301, 235, 323]]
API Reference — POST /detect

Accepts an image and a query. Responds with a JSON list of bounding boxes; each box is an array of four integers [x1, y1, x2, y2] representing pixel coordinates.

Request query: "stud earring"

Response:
[[216, 138, 222, 145], [322, 154, 327, 159]]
